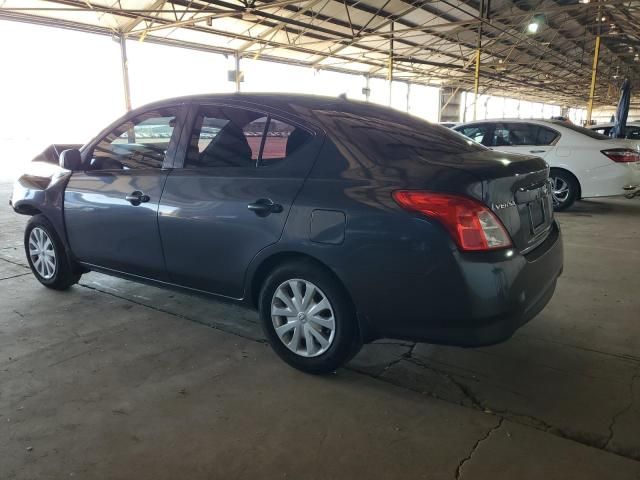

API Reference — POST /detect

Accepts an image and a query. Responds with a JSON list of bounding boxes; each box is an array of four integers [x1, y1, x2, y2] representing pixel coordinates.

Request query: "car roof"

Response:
[[132, 92, 398, 119], [455, 118, 563, 127]]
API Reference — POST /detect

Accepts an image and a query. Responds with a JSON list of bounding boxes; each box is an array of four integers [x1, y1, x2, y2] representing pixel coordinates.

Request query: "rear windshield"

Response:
[[313, 107, 486, 162], [550, 121, 610, 140]]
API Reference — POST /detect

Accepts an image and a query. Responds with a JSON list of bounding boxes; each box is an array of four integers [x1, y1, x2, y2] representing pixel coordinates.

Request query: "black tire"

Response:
[[259, 259, 362, 374], [550, 169, 579, 211], [24, 215, 81, 290]]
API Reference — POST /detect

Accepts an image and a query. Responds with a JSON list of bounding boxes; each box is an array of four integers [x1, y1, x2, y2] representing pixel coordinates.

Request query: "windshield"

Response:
[[550, 121, 610, 140]]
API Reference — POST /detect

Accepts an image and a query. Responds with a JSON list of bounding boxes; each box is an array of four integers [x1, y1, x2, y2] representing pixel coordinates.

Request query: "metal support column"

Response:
[[119, 35, 132, 112], [234, 51, 241, 93], [388, 21, 394, 106], [586, 36, 601, 124], [472, 0, 484, 121], [406, 82, 411, 113]]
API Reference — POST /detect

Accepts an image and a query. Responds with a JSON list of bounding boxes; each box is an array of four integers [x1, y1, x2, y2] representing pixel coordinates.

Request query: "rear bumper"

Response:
[[581, 161, 640, 198], [350, 221, 563, 346]]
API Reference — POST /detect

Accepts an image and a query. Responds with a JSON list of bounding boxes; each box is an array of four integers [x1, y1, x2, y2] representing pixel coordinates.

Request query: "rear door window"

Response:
[[456, 124, 493, 146], [185, 106, 312, 169], [260, 118, 312, 165], [536, 126, 560, 145], [491, 123, 558, 146], [498, 123, 539, 146]]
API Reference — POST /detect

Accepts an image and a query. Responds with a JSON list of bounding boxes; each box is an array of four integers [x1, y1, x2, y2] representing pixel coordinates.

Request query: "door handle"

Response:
[[529, 149, 547, 153], [247, 198, 283, 217], [125, 191, 150, 206]]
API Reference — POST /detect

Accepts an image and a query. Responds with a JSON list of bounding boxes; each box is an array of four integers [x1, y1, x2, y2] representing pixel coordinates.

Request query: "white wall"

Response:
[[0, 20, 125, 179]]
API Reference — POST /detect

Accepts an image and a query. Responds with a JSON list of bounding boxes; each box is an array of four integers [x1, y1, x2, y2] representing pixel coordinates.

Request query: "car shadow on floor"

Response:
[[560, 198, 640, 216]]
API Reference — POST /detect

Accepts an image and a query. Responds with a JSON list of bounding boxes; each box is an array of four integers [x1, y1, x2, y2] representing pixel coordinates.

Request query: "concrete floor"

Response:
[[1, 180, 639, 479]]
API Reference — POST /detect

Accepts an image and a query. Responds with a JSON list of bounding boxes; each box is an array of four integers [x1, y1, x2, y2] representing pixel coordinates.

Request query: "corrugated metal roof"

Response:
[[1, 0, 638, 106]]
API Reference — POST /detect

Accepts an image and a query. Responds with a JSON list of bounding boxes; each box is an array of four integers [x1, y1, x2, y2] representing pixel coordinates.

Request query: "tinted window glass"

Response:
[[500, 123, 539, 146], [626, 127, 640, 139], [243, 116, 268, 160], [186, 106, 263, 168], [536, 126, 559, 145], [313, 107, 484, 170], [185, 106, 311, 168], [488, 123, 558, 147], [551, 121, 609, 139], [457, 125, 492, 146], [90, 108, 177, 170], [260, 119, 312, 165]]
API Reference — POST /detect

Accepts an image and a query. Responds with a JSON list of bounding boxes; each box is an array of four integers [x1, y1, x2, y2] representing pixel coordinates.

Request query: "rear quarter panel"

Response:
[[247, 137, 483, 340]]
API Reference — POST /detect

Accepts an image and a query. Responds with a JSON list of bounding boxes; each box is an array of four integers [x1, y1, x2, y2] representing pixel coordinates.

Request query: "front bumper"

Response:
[[353, 221, 564, 346]]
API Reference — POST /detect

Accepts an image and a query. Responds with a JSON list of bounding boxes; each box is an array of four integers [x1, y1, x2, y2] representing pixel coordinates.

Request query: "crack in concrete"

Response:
[[454, 417, 504, 479], [0, 273, 31, 282], [403, 356, 484, 410], [379, 342, 417, 374], [75, 280, 640, 464], [519, 333, 640, 364], [0, 257, 29, 269], [379, 356, 640, 462], [605, 365, 640, 451]]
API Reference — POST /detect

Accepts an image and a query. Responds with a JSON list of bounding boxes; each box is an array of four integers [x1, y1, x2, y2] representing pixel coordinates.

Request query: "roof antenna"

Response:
[[338, 92, 348, 100]]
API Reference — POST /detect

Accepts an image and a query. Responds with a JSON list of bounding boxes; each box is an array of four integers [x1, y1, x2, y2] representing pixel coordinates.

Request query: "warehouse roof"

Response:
[[1, 0, 637, 106]]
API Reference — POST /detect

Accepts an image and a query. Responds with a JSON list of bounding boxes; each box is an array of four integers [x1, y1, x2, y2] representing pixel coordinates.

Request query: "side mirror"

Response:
[[59, 149, 82, 171]]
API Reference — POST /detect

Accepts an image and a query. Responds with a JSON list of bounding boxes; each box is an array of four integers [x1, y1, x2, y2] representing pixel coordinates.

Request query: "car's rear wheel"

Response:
[[550, 170, 579, 211], [24, 215, 81, 290], [259, 260, 361, 374]]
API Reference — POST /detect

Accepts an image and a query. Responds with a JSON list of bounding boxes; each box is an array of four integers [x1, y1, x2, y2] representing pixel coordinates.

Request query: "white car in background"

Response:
[[453, 119, 640, 210], [588, 122, 640, 140]]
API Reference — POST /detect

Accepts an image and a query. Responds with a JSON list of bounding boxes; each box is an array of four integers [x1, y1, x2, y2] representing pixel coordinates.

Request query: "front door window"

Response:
[[89, 108, 179, 170]]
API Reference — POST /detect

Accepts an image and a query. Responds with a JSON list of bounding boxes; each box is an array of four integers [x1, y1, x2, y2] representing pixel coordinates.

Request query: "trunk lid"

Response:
[[429, 150, 553, 253]]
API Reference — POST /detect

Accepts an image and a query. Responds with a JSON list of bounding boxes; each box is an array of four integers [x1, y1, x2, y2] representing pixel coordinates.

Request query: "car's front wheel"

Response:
[[24, 215, 81, 290], [550, 169, 579, 211], [259, 260, 361, 374]]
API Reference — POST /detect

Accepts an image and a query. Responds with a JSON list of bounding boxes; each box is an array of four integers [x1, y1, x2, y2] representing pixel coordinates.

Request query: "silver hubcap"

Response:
[[28, 227, 56, 280], [551, 177, 570, 206], [271, 279, 336, 358]]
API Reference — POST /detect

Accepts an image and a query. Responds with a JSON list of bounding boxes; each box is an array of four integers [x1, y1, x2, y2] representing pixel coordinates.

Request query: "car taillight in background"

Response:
[[601, 148, 640, 163], [392, 191, 512, 252]]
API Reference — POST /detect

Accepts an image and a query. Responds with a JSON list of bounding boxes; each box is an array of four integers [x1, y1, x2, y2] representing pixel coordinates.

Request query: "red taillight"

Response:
[[602, 148, 640, 163], [392, 191, 512, 251]]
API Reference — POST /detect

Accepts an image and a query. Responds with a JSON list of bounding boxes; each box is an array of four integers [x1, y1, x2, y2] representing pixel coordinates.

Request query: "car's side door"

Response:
[[158, 102, 323, 299], [64, 105, 186, 280]]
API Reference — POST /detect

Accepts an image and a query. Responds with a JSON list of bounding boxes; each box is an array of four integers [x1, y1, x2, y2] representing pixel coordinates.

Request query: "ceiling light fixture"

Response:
[[527, 14, 545, 34]]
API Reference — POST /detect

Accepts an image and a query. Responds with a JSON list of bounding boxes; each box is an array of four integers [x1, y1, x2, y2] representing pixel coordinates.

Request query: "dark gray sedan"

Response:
[[11, 94, 563, 373]]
